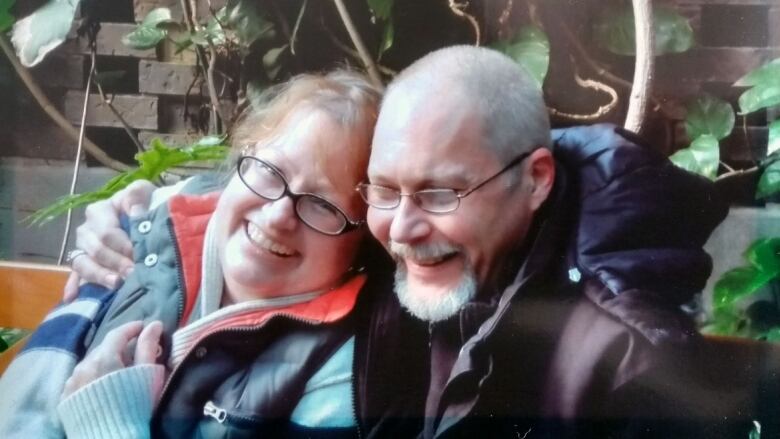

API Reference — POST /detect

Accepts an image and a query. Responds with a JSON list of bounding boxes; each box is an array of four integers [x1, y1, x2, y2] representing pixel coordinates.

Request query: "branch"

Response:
[[181, 0, 222, 133], [92, 72, 145, 152], [332, 0, 383, 87], [548, 72, 619, 121], [624, 0, 654, 134], [324, 27, 397, 76], [0, 34, 129, 171], [448, 0, 480, 45], [291, 0, 308, 55]]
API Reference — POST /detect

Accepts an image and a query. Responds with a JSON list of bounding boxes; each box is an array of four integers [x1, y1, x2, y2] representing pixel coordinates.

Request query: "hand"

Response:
[[64, 180, 156, 302], [61, 320, 163, 401]]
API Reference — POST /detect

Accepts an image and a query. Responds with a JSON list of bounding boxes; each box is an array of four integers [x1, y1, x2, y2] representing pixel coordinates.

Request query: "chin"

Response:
[[393, 263, 477, 323]]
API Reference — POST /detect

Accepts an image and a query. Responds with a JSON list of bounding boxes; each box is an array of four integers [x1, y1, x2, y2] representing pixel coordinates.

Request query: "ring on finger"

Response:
[[66, 249, 88, 265]]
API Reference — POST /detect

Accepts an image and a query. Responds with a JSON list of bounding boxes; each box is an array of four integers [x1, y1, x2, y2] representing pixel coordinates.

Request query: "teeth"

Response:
[[246, 222, 295, 256]]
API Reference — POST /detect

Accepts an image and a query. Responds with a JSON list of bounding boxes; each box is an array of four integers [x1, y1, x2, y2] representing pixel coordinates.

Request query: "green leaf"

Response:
[[757, 159, 780, 199], [262, 45, 288, 80], [225, 0, 275, 48], [0, 0, 15, 33], [768, 119, 780, 157], [10, 0, 80, 67], [735, 58, 780, 87], [491, 26, 550, 89], [593, 5, 694, 56], [685, 95, 735, 141], [27, 140, 229, 226], [713, 266, 777, 310], [738, 81, 780, 115], [141, 7, 174, 27], [749, 420, 762, 439], [378, 19, 394, 58], [367, 0, 393, 20], [668, 134, 720, 180], [745, 238, 780, 273], [764, 327, 780, 342], [122, 25, 166, 49]]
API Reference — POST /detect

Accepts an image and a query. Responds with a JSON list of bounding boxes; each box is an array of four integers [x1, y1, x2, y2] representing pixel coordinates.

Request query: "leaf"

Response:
[[141, 7, 174, 27], [367, 0, 393, 20], [738, 81, 780, 115], [685, 95, 735, 141], [735, 58, 780, 87], [593, 4, 694, 56], [378, 18, 394, 59], [745, 238, 780, 273], [11, 0, 81, 67], [27, 140, 229, 225], [262, 44, 288, 80], [491, 26, 550, 89], [0, 0, 15, 33], [668, 134, 720, 180], [757, 160, 780, 199], [713, 266, 777, 310], [195, 135, 227, 147], [768, 119, 780, 157], [225, 0, 275, 48], [122, 25, 166, 49]]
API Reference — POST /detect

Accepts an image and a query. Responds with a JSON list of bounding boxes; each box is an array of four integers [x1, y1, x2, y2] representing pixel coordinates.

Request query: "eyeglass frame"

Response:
[[236, 156, 364, 236], [356, 150, 534, 214]]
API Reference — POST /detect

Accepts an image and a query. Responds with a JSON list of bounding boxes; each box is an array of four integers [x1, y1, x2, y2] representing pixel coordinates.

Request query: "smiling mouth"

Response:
[[406, 252, 459, 267], [245, 221, 296, 257]]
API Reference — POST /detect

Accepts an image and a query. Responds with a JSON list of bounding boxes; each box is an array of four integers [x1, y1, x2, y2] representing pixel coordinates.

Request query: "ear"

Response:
[[525, 148, 555, 212]]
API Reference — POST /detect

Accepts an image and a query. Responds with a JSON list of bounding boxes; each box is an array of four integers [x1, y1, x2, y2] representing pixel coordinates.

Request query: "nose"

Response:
[[263, 195, 298, 231], [388, 196, 431, 244]]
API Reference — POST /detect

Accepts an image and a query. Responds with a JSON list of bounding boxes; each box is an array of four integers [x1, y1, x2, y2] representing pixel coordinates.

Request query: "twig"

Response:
[[291, 0, 308, 55], [181, 0, 221, 133], [717, 165, 759, 181], [624, 0, 654, 134], [720, 161, 736, 173], [548, 72, 619, 121], [92, 72, 145, 152], [58, 50, 96, 264], [448, 0, 481, 45], [271, 0, 293, 43], [206, 41, 229, 131], [332, 0, 383, 87], [559, 21, 674, 121], [0, 34, 129, 171], [324, 27, 397, 76]]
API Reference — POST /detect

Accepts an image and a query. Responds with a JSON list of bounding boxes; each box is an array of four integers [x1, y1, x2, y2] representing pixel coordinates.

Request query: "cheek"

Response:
[[366, 208, 391, 243]]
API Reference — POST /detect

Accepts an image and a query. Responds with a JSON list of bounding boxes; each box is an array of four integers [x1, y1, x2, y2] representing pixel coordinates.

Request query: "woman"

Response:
[[50, 71, 387, 437]]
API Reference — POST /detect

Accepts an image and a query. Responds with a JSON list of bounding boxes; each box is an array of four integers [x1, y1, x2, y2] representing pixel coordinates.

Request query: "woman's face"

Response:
[[213, 109, 367, 302]]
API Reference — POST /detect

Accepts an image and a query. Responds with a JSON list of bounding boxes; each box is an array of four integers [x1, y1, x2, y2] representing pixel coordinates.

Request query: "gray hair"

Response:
[[385, 45, 551, 162]]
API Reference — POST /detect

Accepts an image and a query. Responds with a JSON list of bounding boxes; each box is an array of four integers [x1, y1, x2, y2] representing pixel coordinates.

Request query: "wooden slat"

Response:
[[0, 262, 68, 330]]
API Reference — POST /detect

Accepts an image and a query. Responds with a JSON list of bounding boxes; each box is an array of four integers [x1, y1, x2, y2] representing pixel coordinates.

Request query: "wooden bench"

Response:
[[0, 261, 68, 373]]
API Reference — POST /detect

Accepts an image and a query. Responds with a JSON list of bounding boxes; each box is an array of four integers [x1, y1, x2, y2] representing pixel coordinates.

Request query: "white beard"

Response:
[[389, 241, 477, 322]]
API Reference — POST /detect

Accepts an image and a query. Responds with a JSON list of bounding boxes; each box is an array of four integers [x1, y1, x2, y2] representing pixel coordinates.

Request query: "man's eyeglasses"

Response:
[[356, 151, 533, 214], [237, 156, 363, 236]]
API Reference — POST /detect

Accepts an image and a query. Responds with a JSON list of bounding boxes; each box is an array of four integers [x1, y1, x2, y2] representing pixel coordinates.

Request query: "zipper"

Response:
[[203, 401, 226, 423], [166, 218, 186, 323], [350, 335, 363, 439]]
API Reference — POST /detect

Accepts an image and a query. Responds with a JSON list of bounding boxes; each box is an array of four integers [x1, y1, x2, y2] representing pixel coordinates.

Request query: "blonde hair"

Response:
[[230, 70, 381, 188]]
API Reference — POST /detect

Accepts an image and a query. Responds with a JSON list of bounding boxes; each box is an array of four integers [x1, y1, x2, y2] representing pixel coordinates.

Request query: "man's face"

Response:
[[366, 90, 549, 322]]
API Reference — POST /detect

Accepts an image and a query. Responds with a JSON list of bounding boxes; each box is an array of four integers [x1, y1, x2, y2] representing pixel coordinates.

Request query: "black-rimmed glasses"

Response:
[[237, 156, 363, 236], [356, 151, 533, 214]]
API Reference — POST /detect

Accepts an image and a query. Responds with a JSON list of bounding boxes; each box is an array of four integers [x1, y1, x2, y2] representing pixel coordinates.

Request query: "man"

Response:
[[38, 46, 754, 437]]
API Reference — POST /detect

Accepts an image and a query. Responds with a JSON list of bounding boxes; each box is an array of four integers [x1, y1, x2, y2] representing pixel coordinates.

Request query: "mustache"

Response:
[[388, 241, 461, 262]]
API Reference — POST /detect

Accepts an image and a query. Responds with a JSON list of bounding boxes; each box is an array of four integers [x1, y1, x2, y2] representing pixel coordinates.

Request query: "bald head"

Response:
[[380, 45, 551, 161]]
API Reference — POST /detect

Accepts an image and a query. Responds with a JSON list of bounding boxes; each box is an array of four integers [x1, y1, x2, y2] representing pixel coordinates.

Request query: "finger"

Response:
[[99, 321, 145, 358], [63, 271, 80, 302], [83, 229, 134, 276], [70, 255, 121, 290], [134, 321, 163, 364], [116, 181, 156, 218]]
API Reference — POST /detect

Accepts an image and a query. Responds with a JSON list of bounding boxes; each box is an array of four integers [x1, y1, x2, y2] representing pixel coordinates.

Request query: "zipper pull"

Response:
[[203, 400, 227, 423]]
